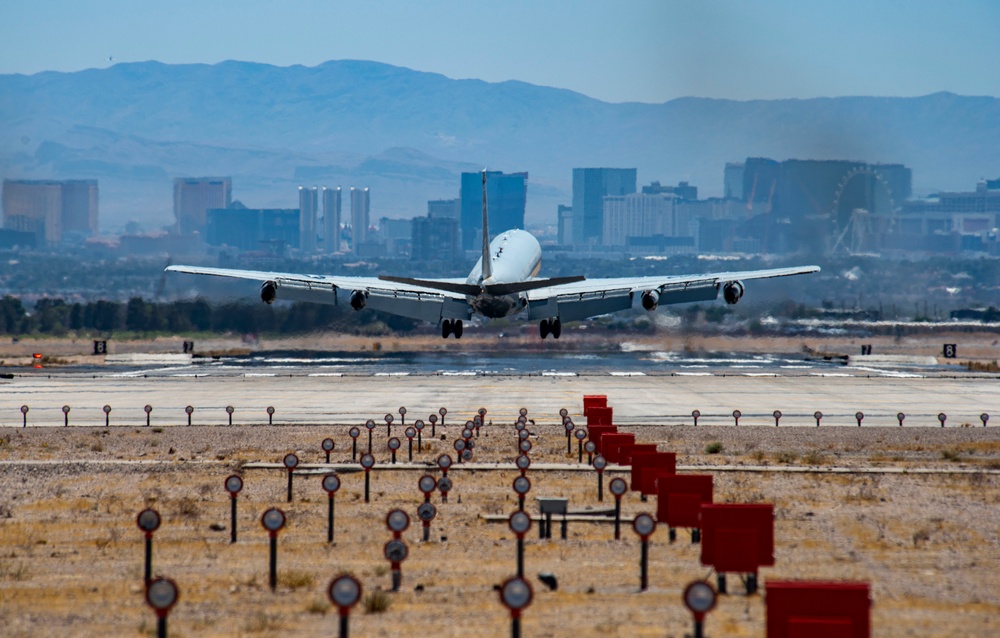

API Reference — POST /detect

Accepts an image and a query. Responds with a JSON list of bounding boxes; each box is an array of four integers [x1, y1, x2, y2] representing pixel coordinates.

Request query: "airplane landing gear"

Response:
[[539, 318, 561, 339], [441, 319, 464, 339]]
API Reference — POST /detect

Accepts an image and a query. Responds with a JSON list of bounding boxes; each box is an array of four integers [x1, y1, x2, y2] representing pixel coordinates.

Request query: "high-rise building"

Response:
[[602, 193, 688, 247], [60, 180, 99, 237], [350, 187, 370, 253], [206, 203, 300, 252], [2, 179, 98, 244], [427, 198, 460, 220], [642, 181, 698, 200], [174, 177, 231, 235], [723, 163, 745, 200], [460, 171, 528, 251], [412, 215, 460, 261], [299, 186, 318, 254], [571, 168, 636, 245], [323, 187, 342, 253], [557, 205, 573, 245]]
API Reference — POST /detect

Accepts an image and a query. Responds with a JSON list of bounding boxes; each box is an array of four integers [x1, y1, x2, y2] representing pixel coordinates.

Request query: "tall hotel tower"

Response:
[[350, 187, 370, 253], [322, 187, 342, 253], [298, 186, 318, 254]]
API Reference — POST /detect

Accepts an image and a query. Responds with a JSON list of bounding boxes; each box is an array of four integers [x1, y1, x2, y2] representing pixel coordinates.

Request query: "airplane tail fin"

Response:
[[481, 170, 492, 281]]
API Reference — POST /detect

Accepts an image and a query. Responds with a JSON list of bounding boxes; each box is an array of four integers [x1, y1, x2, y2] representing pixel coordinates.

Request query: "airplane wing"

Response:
[[524, 265, 820, 322], [165, 265, 473, 322]]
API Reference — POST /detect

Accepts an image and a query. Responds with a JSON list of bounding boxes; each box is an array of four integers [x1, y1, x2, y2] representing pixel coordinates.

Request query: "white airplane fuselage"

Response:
[[464, 229, 542, 319]]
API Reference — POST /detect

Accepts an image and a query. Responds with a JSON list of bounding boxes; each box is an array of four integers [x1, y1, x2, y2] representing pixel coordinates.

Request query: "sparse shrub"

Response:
[[802, 450, 825, 465], [775, 451, 798, 464], [175, 497, 200, 520], [373, 564, 389, 577], [705, 441, 724, 454], [363, 589, 392, 614], [242, 612, 283, 633], [912, 528, 931, 546], [305, 598, 328, 615], [278, 569, 315, 589], [0, 561, 30, 581], [941, 449, 963, 462]]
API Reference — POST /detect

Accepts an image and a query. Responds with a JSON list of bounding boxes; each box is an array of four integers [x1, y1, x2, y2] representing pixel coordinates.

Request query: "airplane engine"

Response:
[[723, 280, 745, 305], [641, 290, 660, 311], [260, 280, 278, 304], [350, 289, 368, 311]]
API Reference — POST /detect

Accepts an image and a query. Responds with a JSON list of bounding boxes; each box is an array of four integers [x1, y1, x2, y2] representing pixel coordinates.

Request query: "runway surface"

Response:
[[2, 350, 995, 428]]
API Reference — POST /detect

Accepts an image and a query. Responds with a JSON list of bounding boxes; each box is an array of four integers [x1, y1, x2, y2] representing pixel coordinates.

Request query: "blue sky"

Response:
[[2, 0, 998, 103]]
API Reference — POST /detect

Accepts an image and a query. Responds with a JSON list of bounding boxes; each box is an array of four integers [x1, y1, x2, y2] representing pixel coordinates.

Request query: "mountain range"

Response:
[[1, 59, 998, 232]]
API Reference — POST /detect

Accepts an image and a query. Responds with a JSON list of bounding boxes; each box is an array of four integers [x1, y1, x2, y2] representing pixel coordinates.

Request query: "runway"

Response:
[[3, 367, 996, 428]]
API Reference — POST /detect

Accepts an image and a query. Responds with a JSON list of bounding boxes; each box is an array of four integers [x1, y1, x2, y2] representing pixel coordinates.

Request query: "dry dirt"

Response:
[[2, 421, 999, 637]]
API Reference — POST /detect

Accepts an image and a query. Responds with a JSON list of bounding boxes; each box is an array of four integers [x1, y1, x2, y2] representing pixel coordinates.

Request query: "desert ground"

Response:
[[2, 409, 999, 637], [1, 333, 998, 637]]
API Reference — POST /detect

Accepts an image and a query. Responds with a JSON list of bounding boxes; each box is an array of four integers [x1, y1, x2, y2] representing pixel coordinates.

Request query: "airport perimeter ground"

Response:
[[1, 336, 999, 637]]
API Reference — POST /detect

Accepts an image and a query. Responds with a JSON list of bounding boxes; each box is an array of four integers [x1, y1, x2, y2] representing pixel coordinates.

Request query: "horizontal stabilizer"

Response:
[[484, 276, 586, 296], [378, 276, 482, 296]]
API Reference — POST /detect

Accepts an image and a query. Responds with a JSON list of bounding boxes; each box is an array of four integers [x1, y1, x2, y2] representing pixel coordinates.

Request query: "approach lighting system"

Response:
[[417, 501, 437, 541], [633, 513, 657, 590], [360, 453, 375, 503], [328, 573, 362, 638], [513, 476, 531, 511], [136, 508, 161, 583], [261, 507, 287, 591], [499, 576, 534, 637], [145, 576, 179, 637], [609, 477, 628, 540], [386, 509, 410, 538], [683, 580, 718, 638], [593, 454, 608, 501], [225, 475, 244, 543], [418, 475, 437, 502], [283, 453, 300, 502], [516, 454, 531, 476], [322, 473, 341, 543]]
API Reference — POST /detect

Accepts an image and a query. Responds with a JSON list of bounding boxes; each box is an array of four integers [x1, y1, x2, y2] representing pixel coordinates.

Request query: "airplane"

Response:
[[166, 171, 820, 340]]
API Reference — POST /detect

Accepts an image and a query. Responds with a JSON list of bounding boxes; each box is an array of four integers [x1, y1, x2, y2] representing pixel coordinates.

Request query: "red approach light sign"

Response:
[[630, 452, 677, 496], [700, 503, 775, 573], [618, 442, 657, 467], [656, 474, 713, 529], [582, 395, 607, 417], [766, 581, 871, 638], [600, 433, 635, 465], [587, 406, 614, 427], [586, 425, 618, 453]]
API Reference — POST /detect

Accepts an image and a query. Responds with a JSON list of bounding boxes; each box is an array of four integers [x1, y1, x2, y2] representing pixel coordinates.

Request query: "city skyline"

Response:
[[2, 1, 999, 104]]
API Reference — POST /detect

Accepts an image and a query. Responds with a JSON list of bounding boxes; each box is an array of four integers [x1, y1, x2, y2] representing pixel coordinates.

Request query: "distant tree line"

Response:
[[0, 296, 418, 337]]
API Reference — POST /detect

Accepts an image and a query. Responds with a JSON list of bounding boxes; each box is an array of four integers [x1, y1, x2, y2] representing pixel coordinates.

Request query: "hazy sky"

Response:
[[2, 0, 998, 103]]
